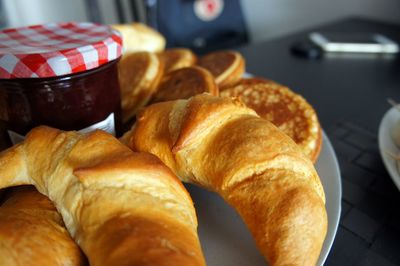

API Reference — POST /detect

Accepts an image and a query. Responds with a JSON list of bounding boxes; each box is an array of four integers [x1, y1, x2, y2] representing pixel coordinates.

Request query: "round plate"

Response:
[[378, 107, 400, 191], [185, 131, 342, 265]]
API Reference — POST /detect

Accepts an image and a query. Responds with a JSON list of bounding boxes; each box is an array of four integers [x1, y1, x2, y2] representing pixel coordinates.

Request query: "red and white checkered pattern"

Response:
[[0, 22, 123, 78]]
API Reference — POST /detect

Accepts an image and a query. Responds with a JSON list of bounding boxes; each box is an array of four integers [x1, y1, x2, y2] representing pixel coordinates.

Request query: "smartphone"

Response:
[[309, 32, 399, 53]]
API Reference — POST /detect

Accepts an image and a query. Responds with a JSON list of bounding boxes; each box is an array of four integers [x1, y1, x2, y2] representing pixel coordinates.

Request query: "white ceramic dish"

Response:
[[185, 131, 342, 265], [378, 107, 400, 191]]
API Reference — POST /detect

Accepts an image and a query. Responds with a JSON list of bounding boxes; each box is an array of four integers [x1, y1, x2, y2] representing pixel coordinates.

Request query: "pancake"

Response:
[[118, 51, 164, 122], [159, 48, 197, 73], [151, 66, 218, 103], [197, 50, 245, 88], [220, 78, 322, 162]]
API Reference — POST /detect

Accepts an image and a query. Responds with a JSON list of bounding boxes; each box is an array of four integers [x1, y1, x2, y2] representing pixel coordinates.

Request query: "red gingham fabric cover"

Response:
[[0, 22, 123, 78]]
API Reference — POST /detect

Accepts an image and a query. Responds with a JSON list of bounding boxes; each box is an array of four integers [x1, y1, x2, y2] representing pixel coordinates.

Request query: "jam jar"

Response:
[[0, 22, 123, 148]]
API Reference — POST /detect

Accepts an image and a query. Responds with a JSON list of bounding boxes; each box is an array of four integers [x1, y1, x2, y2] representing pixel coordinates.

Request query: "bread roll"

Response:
[[0, 186, 86, 266], [0, 127, 205, 266], [124, 94, 327, 266], [112, 23, 166, 54]]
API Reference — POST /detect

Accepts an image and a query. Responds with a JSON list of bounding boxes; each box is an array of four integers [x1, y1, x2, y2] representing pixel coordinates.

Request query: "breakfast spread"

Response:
[[0, 22, 328, 266]]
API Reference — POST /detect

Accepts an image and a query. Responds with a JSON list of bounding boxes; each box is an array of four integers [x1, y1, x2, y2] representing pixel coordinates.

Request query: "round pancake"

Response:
[[118, 51, 164, 122], [197, 50, 245, 88], [220, 78, 322, 162], [159, 48, 197, 73], [151, 66, 218, 103]]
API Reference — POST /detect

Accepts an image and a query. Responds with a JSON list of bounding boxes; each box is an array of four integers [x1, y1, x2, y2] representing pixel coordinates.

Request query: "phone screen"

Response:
[[321, 33, 380, 44], [309, 31, 399, 53]]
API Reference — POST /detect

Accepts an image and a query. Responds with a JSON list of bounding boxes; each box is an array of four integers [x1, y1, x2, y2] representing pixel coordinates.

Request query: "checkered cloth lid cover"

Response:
[[0, 22, 123, 79]]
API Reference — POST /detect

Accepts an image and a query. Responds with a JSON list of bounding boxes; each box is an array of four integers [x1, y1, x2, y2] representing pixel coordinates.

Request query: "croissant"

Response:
[[0, 186, 86, 266], [0, 127, 205, 266], [124, 94, 328, 265]]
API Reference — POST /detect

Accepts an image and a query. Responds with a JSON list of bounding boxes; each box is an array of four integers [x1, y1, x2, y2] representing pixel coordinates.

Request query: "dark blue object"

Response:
[[145, 0, 248, 54]]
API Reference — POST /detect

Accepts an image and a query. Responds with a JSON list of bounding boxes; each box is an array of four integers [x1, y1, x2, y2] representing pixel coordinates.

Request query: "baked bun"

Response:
[[124, 93, 327, 265], [0, 186, 86, 266], [159, 48, 197, 73], [118, 51, 164, 122], [197, 50, 245, 88], [151, 66, 218, 103], [220, 78, 322, 162], [0, 126, 205, 266], [112, 23, 165, 54]]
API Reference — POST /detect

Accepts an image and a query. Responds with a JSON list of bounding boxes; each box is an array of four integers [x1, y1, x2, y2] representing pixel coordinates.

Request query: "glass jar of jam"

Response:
[[0, 22, 123, 148]]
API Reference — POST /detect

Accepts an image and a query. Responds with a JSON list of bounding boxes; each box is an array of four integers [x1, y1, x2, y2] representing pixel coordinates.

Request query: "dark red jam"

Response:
[[0, 59, 122, 148]]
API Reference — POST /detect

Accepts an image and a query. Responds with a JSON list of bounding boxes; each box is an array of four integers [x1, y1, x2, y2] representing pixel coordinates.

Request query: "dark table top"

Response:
[[238, 17, 400, 131], [237, 17, 400, 265]]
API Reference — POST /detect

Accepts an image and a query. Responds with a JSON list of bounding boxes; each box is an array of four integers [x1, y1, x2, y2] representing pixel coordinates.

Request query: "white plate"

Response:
[[185, 131, 342, 265], [378, 107, 400, 191]]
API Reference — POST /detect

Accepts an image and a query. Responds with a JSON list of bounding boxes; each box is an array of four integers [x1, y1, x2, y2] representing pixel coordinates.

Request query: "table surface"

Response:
[[237, 17, 400, 265]]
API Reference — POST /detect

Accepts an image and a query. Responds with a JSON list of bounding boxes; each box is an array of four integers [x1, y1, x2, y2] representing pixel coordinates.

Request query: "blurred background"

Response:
[[1, 0, 399, 52]]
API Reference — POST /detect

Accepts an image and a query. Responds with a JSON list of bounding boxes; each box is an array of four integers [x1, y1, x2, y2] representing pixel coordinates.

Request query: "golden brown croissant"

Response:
[[0, 186, 86, 266], [0, 127, 205, 266], [124, 94, 328, 265]]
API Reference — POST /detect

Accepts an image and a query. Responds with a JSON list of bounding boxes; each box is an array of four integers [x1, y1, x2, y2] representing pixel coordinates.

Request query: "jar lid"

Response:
[[0, 22, 123, 79]]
